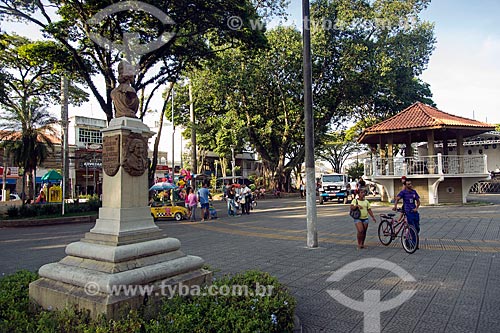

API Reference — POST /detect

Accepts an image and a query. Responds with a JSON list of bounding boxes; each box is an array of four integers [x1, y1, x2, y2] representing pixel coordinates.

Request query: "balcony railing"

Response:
[[364, 153, 488, 177]]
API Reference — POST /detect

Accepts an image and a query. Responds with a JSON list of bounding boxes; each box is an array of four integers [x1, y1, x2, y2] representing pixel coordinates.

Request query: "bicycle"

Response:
[[378, 208, 419, 254]]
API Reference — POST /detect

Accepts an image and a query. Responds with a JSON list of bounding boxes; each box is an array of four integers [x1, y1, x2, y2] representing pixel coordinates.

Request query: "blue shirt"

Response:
[[397, 189, 420, 213], [198, 187, 210, 204]]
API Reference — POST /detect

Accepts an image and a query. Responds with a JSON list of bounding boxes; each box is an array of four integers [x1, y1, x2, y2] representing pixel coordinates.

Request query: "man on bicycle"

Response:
[[393, 179, 420, 247]]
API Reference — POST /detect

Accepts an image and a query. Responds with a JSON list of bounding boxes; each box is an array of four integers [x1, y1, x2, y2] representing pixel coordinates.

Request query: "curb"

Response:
[[0, 215, 97, 228]]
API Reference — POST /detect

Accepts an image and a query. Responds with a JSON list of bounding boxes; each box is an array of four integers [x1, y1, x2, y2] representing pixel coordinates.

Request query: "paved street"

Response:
[[1, 196, 500, 332]]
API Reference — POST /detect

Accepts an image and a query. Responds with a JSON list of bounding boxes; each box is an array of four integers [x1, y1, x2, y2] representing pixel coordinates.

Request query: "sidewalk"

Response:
[[1, 197, 499, 332]]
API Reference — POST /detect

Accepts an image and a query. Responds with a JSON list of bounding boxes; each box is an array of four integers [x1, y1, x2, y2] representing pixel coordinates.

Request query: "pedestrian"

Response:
[[187, 187, 198, 221], [356, 177, 366, 197], [227, 185, 238, 216], [240, 183, 252, 215], [299, 179, 305, 199], [198, 182, 212, 221], [393, 179, 420, 248], [350, 189, 376, 249]]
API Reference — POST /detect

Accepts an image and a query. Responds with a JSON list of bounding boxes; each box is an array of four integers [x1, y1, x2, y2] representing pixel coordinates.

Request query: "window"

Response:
[[79, 128, 102, 144]]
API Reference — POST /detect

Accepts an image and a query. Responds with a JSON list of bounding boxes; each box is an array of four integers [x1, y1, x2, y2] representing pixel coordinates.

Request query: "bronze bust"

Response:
[[111, 60, 139, 118]]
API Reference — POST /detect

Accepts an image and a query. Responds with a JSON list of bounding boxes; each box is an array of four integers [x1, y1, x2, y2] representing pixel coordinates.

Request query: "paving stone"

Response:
[[2, 198, 500, 332]]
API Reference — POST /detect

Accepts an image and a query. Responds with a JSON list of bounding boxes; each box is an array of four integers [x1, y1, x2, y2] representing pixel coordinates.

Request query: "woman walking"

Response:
[[350, 189, 377, 249], [187, 187, 198, 221]]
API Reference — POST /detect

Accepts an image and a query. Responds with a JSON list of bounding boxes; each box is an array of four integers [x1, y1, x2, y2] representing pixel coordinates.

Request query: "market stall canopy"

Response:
[[41, 169, 62, 182], [358, 102, 495, 144]]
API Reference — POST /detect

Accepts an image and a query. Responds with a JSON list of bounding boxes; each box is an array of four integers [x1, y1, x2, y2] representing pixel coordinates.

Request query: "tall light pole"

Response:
[[303, 0, 318, 248], [171, 85, 175, 183], [231, 145, 236, 181], [189, 79, 197, 173]]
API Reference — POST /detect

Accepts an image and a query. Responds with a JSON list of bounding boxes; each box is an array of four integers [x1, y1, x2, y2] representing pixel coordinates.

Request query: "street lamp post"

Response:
[[302, 0, 318, 248], [231, 146, 236, 181]]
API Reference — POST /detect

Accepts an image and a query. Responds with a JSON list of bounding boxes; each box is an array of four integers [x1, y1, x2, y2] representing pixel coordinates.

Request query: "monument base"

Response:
[[29, 236, 212, 319], [30, 268, 211, 319]]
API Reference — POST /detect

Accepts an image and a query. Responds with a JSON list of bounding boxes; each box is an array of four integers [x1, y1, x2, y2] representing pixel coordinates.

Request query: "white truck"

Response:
[[318, 173, 352, 204]]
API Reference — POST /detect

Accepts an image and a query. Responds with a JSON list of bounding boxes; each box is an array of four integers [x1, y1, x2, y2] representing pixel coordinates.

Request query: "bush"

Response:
[[0, 270, 296, 332], [6, 206, 18, 218]]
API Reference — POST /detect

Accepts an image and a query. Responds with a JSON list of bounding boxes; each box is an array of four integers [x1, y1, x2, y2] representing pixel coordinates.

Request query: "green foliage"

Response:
[[346, 161, 365, 180], [6, 206, 19, 218], [0, 0, 286, 121], [147, 270, 296, 332], [0, 270, 295, 332], [316, 130, 361, 173], [5, 199, 101, 219], [0, 270, 38, 333]]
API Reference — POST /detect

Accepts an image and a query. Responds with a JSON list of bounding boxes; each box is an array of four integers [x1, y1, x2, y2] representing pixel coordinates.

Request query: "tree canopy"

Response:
[[177, 0, 436, 188], [0, 0, 286, 121]]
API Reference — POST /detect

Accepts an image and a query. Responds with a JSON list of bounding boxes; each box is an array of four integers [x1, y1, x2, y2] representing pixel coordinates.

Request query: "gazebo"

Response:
[[358, 102, 495, 204]]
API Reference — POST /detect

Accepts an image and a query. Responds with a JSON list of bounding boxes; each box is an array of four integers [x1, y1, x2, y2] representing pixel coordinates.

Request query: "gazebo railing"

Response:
[[364, 154, 488, 177]]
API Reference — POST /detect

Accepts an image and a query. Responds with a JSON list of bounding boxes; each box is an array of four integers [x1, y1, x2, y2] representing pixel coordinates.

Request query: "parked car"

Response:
[[0, 193, 21, 201], [150, 203, 188, 221]]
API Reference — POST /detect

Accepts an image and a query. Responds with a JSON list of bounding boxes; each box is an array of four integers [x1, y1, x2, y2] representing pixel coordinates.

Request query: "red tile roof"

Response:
[[0, 130, 61, 144], [365, 102, 494, 133], [358, 102, 496, 144]]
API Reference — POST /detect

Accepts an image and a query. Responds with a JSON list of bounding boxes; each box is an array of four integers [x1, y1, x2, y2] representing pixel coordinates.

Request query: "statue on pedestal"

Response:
[[111, 60, 139, 118]]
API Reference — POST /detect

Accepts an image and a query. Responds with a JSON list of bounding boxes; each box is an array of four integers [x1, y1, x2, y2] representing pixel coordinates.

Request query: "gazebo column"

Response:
[[403, 133, 412, 175], [442, 134, 449, 174], [427, 131, 435, 174], [457, 134, 464, 173], [387, 134, 394, 175], [379, 136, 386, 176]]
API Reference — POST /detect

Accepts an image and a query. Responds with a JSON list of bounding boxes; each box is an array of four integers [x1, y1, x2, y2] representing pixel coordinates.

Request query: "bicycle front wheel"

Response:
[[401, 225, 419, 254], [378, 220, 394, 246]]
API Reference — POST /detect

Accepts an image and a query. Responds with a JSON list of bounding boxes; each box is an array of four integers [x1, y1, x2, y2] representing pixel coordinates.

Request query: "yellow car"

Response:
[[150, 203, 189, 221]]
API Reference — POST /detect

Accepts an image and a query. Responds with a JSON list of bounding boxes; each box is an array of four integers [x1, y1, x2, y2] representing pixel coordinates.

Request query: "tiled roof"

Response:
[[0, 130, 61, 144], [358, 102, 496, 144], [364, 102, 494, 133]]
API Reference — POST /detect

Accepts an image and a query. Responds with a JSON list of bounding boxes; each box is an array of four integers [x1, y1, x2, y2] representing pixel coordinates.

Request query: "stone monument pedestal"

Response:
[[29, 117, 211, 319]]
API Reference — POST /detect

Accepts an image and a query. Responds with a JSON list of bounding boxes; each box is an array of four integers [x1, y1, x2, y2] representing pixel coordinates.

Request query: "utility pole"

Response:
[[61, 75, 69, 215], [171, 85, 175, 184], [302, 0, 318, 248], [231, 145, 236, 181], [189, 79, 197, 173]]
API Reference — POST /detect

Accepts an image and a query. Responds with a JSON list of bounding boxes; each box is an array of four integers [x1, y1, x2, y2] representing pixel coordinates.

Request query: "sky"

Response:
[[3, 0, 500, 125], [285, 0, 500, 124]]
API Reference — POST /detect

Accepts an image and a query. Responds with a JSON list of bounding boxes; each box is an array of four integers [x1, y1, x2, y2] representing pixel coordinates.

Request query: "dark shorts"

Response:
[[201, 202, 209, 209]]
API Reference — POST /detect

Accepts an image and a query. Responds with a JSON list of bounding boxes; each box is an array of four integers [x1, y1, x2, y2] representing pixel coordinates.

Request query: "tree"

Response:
[[0, 0, 285, 121], [0, 33, 88, 200], [0, 103, 59, 201], [310, 0, 435, 127], [177, 26, 305, 190], [316, 130, 361, 173]]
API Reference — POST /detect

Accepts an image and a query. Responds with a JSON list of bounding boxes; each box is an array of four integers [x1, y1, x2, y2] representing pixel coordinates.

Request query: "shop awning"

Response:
[[0, 179, 17, 185]]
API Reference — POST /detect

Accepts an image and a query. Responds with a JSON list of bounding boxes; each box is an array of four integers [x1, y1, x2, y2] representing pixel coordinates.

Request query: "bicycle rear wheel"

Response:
[[378, 220, 394, 246], [401, 225, 418, 254]]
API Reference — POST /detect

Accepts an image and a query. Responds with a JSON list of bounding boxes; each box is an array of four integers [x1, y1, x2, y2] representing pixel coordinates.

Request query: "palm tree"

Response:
[[0, 100, 58, 201]]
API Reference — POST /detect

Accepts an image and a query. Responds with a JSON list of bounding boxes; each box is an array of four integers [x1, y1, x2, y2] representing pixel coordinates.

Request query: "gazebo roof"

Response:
[[358, 102, 495, 144]]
